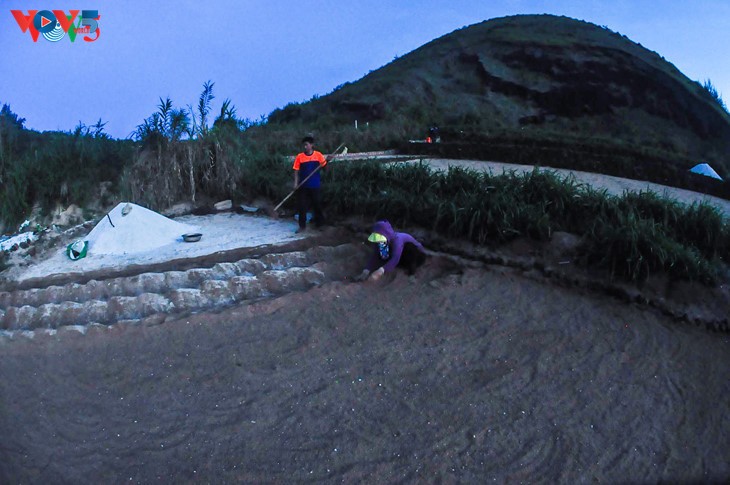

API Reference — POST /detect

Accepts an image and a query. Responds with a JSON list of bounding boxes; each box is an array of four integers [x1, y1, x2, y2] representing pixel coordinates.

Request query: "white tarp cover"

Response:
[[689, 163, 723, 181]]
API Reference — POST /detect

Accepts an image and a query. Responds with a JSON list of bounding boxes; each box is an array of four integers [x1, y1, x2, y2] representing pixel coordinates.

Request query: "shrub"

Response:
[[0, 104, 130, 227], [702, 79, 728, 113], [123, 82, 255, 209]]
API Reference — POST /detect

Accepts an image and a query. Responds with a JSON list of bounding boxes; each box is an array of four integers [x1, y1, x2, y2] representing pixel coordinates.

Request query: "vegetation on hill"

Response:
[[270, 15, 730, 186], [0, 104, 131, 227]]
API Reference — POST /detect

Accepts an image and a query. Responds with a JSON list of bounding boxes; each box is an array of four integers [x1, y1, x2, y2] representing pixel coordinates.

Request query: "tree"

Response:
[[702, 79, 728, 112]]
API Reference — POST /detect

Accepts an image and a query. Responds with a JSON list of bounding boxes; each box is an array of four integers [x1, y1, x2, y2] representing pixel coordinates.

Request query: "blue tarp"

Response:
[[689, 163, 723, 181]]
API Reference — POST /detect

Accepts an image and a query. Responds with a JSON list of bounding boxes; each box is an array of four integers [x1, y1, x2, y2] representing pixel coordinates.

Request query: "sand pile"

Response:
[[85, 202, 199, 255]]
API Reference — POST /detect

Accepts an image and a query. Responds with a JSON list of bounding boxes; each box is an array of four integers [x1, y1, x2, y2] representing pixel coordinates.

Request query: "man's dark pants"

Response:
[[297, 187, 324, 229]]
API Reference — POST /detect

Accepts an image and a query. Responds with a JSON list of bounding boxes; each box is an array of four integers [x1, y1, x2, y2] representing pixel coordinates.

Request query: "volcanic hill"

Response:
[[269, 14, 730, 186]]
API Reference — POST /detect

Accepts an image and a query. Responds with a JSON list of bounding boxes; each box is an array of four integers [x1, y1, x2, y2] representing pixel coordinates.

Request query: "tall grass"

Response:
[[0, 104, 130, 229], [317, 159, 729, 283], [122, 82, 267, 209]]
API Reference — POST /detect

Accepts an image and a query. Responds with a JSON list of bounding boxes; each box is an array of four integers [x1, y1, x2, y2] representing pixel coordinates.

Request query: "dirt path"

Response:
[[1, 249, 728, 483]]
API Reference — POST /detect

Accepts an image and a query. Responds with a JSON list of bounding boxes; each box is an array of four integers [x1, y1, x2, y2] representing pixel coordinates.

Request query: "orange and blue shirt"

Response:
[[293, 150, 327, 188]]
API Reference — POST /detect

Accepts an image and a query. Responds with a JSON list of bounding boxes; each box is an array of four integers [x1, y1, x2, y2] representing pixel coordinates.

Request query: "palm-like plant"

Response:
[[196, 80, 215, 137]]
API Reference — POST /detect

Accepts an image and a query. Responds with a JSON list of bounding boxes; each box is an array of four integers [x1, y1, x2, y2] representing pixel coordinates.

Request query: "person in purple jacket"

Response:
[[355, 220, 427, 282]]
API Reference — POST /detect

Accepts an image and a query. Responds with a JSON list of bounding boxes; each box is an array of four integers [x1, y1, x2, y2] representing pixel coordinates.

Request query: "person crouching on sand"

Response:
[[355, 220, 427, 282]]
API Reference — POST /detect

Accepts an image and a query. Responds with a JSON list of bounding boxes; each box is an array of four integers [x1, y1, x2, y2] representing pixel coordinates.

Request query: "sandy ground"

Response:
[[0, 256, 728, 483], [1, 159, 729, 482]]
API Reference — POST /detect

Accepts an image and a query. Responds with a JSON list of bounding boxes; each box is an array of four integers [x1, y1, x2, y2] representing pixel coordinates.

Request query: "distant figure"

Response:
[[292, 135, 328, 233], [355, 220, 427, 282], [428, 125, 441, 143]]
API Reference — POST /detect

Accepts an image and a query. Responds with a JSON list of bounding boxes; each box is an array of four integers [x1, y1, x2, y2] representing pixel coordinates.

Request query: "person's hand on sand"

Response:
[[369, 267, 385, 281]]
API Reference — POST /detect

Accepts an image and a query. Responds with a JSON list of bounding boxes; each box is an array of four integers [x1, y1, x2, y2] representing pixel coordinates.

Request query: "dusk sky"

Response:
[[2, 1, 729, 139]]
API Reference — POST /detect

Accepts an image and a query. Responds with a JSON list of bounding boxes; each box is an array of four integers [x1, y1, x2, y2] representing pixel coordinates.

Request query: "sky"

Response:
[[1, 0, 729, 139]]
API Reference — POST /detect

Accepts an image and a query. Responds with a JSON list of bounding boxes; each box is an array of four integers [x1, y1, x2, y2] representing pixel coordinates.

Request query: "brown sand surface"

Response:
[[1, 254, 728, 483]]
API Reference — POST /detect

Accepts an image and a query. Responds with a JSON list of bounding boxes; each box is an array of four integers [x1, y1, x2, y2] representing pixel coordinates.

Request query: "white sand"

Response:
[[0, 232, 37, 252], [86, 203, 199, 255], [11, 206, 305, 282]]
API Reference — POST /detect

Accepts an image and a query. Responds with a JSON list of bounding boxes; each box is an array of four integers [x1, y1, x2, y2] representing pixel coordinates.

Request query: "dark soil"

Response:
[[1, 234, 728, 483]]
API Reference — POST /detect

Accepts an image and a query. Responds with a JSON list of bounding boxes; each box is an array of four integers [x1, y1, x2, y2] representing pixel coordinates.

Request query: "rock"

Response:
[[52, 204, 84, 227], [162, 202, 195, 218], [237, 205, 259, 214], [214, 200, 233, 211]]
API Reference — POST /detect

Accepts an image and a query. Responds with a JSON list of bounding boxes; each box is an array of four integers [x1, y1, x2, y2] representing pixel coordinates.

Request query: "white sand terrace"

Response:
[[9, 204, 305, 283]]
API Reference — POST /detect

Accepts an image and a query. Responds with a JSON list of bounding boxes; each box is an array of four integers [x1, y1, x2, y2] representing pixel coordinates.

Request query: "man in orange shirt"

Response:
[[292, 135, 328, 233]]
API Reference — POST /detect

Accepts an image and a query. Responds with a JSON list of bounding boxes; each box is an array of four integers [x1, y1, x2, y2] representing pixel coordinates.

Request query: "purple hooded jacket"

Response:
[[366, 220, 425, 273]]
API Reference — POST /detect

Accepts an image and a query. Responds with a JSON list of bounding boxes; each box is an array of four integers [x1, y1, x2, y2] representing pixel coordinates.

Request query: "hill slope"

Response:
[[269, 14, 730, 179]]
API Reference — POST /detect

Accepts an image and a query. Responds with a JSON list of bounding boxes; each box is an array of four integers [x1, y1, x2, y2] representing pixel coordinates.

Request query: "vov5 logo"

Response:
[[11, 10, 100, 42]]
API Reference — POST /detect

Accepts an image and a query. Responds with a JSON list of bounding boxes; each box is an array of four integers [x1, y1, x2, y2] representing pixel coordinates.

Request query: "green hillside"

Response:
[[268, 14, 730, 181]]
